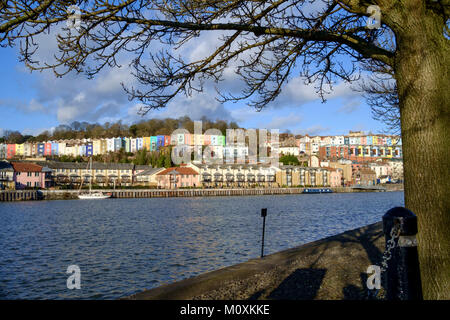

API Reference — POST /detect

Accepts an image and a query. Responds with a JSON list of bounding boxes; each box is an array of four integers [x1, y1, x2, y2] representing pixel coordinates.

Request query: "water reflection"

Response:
[[0, 192, 404, 299]]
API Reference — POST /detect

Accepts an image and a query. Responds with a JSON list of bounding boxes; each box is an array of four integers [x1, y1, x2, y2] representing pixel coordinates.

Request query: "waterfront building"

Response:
[[191, 163, 278, 188], [0, 161, 15, 190], [134, 167, 165, 187], [42, 161, 136, 187], [355, 168, 377, 186], [387, 159, 404, 181], [276, 165, 330, 187], [156, 165, 200, 189], [327, 167, 344, 187], [11, 162, 51, 189]]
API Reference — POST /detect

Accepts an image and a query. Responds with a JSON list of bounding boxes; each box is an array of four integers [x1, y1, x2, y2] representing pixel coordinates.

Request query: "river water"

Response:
[[0, 191, 404, 299]]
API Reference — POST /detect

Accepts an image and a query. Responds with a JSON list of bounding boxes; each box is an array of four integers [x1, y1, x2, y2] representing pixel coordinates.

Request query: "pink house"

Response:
[[11, 162, 51, 189], [328, 168, 343, 187], [156, 165, 200, 189]]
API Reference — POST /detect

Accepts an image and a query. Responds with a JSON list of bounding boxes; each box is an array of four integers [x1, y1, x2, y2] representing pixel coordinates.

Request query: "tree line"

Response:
[[0, 116, 241, 144]]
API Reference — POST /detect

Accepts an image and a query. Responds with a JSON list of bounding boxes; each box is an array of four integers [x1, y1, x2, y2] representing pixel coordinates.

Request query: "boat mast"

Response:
[[89, 157, 92, 194]]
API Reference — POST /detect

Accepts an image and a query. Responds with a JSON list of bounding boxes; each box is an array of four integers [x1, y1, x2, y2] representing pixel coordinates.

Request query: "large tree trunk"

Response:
[[394, 2, 449, 300]]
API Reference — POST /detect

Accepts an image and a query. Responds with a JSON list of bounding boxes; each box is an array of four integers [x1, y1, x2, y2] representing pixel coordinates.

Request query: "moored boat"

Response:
[[78, 158, 111, 200]]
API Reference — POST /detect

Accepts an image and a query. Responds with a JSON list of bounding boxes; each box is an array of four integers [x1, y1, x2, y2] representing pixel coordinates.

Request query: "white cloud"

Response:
[[296, 125, 330, 136], [338, 98, 361, 114], [264, 113, 303, 130]]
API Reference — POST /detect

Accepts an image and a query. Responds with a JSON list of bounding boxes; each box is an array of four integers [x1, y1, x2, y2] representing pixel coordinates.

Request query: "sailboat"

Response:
[[78, 158, 111, 199]]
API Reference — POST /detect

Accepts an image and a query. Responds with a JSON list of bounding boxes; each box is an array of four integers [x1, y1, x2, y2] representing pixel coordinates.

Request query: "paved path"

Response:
[[126, 222, 385, 300]]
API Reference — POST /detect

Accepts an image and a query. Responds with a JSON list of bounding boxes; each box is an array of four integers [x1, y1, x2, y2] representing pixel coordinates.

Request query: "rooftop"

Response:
[[11, 162, 43, 172], [157, 167, 199, 176]]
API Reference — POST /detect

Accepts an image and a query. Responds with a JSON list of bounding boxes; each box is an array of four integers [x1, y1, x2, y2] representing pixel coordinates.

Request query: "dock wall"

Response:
[[0, 184, 403, 201]]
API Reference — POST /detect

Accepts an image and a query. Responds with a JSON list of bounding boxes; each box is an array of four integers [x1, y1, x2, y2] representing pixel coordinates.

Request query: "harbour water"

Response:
[[0, 191, 404, 299]]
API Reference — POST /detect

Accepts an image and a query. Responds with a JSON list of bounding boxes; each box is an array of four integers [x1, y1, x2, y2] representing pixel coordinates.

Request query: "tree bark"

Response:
[[394, 2, 450, 299]]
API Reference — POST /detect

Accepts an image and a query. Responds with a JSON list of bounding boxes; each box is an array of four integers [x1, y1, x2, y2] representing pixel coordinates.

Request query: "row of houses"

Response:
[[0, 160, 347, 190], [1, 130, 402, 160], [0, 133, 230, 159]]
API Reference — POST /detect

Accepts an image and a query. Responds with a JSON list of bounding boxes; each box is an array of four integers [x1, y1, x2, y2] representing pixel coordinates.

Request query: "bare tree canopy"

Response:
[[1, 0, 407, 111], [1, 0, 449, 299]]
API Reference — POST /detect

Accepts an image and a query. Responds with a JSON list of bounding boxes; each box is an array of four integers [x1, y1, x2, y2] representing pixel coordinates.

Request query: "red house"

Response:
[[44, 143, 52, 156], [7, 144, 15, 159], [164, 135, 171, 146]]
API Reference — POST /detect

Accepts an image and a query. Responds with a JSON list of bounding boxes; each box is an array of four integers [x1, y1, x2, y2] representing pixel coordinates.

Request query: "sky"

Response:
[[0, 21, 389, 138]]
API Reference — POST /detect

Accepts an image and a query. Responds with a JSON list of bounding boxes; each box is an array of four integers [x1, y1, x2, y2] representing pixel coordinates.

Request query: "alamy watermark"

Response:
[[367, 5, 381, 29], [169, 121, 280, 167], [66, 5, 82, 31], [66, 265, 81, 289]]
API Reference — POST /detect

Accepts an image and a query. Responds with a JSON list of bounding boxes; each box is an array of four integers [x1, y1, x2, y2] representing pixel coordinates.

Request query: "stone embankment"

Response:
[[125, 222, 385, 300], [0, 184, 403, 201]]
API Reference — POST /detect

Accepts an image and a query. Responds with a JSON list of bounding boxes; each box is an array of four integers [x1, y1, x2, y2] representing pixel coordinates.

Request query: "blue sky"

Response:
[[0, 32, 387, 137]]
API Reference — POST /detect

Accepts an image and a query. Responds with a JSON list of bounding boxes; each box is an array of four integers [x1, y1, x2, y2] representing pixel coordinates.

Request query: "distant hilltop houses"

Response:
[[0, 130, 402, 161], [0, 130, 403, 190]]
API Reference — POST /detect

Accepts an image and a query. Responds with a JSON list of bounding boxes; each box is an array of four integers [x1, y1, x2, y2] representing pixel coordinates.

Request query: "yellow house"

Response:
[[358, 146, 363, 157], [387, 147, 393, 158], [93, 139, 101, 155], [143, 137, 151, 150], [15, 144, 24, 156]]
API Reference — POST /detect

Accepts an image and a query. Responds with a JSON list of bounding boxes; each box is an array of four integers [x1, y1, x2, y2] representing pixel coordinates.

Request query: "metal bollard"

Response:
[[382, 207, 423, 300], [261, 208, 267, 258]]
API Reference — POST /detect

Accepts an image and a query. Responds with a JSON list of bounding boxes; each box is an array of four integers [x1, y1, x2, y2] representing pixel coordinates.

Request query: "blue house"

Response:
[[37, 143, 45, 155], [86, 144, 93, 156], [157, 135, 165, 148], [51, 142, 59, 156]]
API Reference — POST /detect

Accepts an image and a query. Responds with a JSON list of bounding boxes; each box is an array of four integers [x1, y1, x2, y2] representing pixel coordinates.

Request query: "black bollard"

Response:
[[382, 207, 423, 300], [261, 208, 267, 258]]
